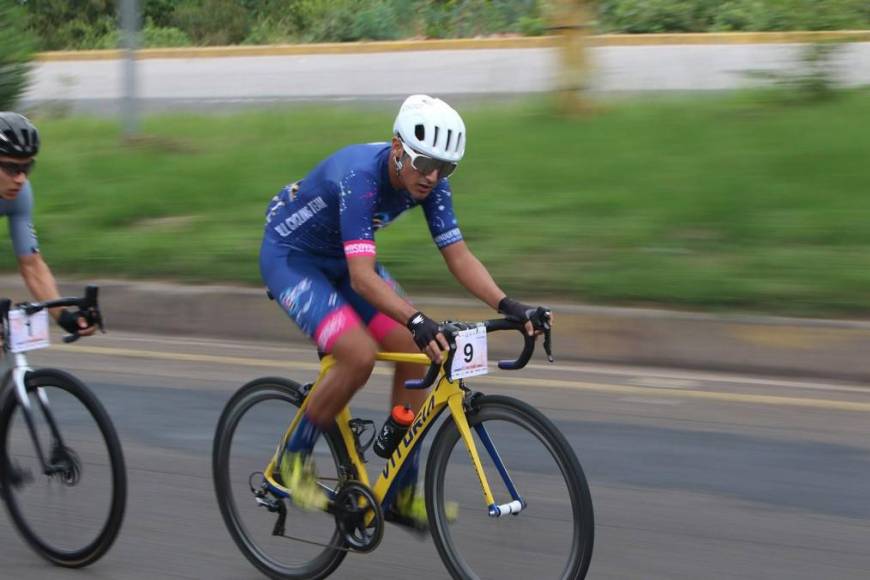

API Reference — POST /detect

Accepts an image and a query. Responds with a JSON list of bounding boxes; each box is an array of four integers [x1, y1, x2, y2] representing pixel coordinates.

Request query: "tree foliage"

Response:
[[16, 0, 870, 50], [0, 0, 36, 109]]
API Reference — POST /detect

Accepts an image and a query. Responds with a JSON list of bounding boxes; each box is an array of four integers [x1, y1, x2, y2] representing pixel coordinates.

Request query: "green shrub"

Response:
[[294, 0, 358, 42], [19, 0, 870, 50], [598, 0, 719, 33], [172, 0, 251, 45], [353, 2, 401, 41], [144, 0, 178, 28], [24, 0, 115, 50], [0, 0, 36, 108], [244, 17, 294, 45], [711, 0, 764, 31], [143, 23, 193, 47], [600, 0, 870, 33], [518, 15, 547, 36]]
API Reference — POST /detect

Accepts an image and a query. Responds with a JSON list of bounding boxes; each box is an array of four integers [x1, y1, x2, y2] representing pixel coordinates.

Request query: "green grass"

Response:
[[7, 90, 870, 317]]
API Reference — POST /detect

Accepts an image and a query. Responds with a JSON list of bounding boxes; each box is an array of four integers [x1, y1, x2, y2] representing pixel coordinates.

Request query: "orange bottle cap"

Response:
[[391, 404, 415, 426]]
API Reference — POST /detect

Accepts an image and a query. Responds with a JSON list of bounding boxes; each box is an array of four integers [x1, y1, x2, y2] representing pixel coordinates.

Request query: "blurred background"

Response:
[[1, 0, 869, 318]]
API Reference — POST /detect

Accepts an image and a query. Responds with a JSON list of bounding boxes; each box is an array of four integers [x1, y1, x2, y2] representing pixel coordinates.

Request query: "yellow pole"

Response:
[[548, 0, 593, 114]]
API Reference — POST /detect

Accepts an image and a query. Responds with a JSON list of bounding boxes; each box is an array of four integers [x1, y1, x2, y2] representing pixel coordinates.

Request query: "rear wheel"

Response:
[[426, 395, 594, 579], [0, 368, 127, 567], [212, 377, 353, 580]]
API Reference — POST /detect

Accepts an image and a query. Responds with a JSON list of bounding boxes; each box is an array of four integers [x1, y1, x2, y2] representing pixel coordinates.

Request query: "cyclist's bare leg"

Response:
[[378, 325, 428, 413], [305, 326, 377, 426]]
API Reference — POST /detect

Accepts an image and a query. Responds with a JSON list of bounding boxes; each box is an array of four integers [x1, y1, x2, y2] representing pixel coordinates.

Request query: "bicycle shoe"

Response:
[[273, 452, 328, 512], [385, 487, 458, 538]]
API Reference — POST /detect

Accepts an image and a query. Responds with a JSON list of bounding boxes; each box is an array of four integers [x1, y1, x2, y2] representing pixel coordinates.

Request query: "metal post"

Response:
[[119, 0, 141, 138]]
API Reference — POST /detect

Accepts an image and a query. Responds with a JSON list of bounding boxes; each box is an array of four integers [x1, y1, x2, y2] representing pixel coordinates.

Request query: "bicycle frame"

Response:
[[262, 351, 525, 522]]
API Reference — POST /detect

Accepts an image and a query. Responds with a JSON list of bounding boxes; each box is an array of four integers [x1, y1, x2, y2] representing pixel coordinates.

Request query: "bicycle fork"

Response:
[[4, 359, 76, 481], [448, 393, 526, 518]]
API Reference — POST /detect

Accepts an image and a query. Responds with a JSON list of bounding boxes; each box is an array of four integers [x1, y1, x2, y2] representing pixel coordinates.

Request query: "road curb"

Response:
[[34, 31, 870, 62], [2, 275, 867, 383]]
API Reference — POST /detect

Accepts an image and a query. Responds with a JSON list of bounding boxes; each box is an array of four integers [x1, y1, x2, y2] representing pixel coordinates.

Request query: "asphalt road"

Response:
[[1, 331, 869, 579], [24, 43, 870, 114]]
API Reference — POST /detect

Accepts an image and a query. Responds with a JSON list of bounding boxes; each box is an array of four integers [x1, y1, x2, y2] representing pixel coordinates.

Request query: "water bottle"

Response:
[[373, 404, 415, 459]]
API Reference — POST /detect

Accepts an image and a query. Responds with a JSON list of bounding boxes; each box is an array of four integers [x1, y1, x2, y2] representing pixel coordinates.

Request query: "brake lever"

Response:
[[536, 307, 554, 363], [92, 308, 106, 334], [543, 327, 553, 363]]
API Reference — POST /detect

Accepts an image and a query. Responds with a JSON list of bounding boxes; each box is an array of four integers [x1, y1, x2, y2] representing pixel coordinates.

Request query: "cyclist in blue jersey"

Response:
[[260, 95, 548, 526], [0, 112, 95, 337]]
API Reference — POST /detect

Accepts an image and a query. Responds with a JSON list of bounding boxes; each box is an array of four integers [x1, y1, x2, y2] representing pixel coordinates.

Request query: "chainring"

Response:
[[333, 481, 384, 553]]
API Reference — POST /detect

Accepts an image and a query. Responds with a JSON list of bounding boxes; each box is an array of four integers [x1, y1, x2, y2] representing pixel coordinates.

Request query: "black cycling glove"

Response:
[[57, 309, 81, 334], [498, 297, 536, 323], [406, 311, 440, 351]]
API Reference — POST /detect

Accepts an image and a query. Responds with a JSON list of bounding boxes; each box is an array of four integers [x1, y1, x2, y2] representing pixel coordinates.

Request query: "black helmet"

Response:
[[0, 112, 40, 158]]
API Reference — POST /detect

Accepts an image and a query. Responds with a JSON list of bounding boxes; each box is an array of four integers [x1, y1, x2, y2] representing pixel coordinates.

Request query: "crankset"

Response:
[[248, 472, 381, 553], [333, 481, 383, 553]]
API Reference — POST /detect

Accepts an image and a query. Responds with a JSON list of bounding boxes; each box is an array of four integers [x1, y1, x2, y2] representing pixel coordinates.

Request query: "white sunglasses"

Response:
[[400, 141, 458, 178]]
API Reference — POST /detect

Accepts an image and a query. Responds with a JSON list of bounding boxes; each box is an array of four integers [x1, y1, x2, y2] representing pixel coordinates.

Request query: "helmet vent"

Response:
[[432, 126, 439, 147], [415, 124, 425, 141], [457, 132, 463, 152], [446, 129, 453, 151]]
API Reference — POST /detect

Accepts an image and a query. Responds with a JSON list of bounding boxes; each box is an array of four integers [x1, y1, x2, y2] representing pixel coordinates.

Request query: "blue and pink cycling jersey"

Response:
[[259, 143, 463, 352]]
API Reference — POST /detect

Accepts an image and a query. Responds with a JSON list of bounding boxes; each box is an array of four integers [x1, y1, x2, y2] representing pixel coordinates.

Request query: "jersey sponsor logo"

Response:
[[317, 312, 344, 350], [433, 227, 462, 247], [344, 240, 376, 258], [272, 196, 328, 237], [315, 306, 354, 351]]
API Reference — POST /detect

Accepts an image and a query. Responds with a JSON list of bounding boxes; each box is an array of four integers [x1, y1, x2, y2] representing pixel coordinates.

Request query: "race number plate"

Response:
[[8, 308, 51, 353], [450, 325, 488, 380]]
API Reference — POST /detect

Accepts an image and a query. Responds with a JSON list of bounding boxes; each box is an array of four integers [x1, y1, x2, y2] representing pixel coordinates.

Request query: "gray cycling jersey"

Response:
[[0, 181, 39, 256]]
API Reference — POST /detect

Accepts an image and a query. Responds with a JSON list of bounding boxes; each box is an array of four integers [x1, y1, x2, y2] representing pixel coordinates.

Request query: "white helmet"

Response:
[[393, 95, 466, 163]]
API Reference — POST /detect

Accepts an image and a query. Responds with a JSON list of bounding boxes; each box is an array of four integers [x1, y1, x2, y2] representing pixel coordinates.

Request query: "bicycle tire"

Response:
[[0, 368, 127, 567], [212, 377, 353, 580], [425, 394, 594, 580]]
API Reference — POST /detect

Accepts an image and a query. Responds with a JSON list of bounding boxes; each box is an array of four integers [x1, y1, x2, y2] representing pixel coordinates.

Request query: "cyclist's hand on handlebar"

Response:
[[407, 311, 449, 364], [498, 297, 553, 337], [57, 309, 97, 338]]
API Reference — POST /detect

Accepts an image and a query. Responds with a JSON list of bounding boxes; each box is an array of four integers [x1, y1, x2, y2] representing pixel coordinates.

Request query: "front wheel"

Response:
[[0, 368, 127, 567], [426, 395, 594, 580], [212, 377, 352, 580]]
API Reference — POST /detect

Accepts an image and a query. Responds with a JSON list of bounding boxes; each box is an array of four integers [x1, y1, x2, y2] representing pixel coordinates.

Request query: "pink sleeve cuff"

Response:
[[344, 239, 377, 258]]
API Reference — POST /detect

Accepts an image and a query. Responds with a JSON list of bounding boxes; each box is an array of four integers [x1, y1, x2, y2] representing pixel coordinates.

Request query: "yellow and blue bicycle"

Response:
[[213, 312, 594, 579]]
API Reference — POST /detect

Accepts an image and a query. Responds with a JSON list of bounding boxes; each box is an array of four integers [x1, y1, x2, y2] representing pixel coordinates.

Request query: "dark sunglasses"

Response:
[[400, 141, 458, 178], [0, 159, 36, 178]]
